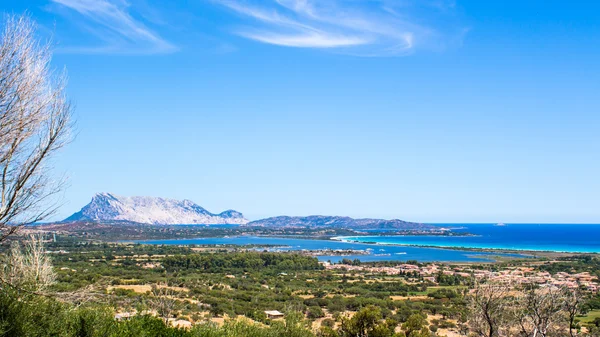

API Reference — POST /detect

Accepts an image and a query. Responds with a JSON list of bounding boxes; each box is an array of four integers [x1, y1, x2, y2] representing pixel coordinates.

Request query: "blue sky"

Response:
[[2, 0, 600, 223]]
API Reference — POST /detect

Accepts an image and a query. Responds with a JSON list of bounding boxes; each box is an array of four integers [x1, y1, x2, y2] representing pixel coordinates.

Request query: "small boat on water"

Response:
[[495, 222, 507, 226]]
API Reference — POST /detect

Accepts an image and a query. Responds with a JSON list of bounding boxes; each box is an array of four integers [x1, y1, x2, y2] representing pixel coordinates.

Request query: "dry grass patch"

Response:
[[107, 284, 190, 294], [298, 294, 314, 299]]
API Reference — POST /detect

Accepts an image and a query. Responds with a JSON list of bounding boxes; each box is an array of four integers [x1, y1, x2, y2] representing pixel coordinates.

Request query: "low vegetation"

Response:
[[1, 236, 599, 336]]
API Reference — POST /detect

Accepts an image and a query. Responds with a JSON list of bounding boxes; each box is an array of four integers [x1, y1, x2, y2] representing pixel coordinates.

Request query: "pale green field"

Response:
[[578, 309, 600, 324]]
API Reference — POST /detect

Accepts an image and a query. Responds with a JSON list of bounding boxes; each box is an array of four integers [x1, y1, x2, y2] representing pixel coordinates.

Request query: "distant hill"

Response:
[[63, 193, 248, 225], [62, 193, 432, 230], [246, 215, 435, 230]]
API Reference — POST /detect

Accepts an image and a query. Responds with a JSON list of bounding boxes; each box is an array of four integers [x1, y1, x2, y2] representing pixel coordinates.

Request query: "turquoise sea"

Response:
[[341, 223, 600, 253]]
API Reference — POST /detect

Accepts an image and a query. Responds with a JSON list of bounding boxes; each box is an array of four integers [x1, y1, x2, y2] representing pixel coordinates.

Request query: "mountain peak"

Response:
[[64, 194, 247, 225]]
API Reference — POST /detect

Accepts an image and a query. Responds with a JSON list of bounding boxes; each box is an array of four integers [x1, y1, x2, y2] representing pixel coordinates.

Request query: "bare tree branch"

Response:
[[513, 284, 570, 337], [150, 282, 177, 323], [468, 280, 586, 337], [0, 14, 73, 241], [468, 280, 513, 337]]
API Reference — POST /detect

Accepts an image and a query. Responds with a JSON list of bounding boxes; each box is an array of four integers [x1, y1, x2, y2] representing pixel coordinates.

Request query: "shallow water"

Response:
[[137, 235, 529, 263]]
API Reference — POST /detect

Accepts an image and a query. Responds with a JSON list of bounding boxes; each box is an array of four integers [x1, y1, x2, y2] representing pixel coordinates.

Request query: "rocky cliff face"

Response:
[[64, 193, 248, 225]]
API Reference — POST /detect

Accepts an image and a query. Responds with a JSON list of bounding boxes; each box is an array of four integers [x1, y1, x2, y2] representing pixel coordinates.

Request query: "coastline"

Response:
[[131, 233, 599, 257], [332, 235, 600, 254], [130, 235, 535, 261]]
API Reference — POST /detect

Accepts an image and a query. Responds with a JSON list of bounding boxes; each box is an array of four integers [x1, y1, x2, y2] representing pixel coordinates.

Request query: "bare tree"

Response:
[[513, 285, 565, 337], [0, 14, 73, 242], [0, 234, 56, 294], [468, 281, 513, 337], [149, 283, 177, 323], [469, 280, 587, 337], [563, 286, 584, 337]]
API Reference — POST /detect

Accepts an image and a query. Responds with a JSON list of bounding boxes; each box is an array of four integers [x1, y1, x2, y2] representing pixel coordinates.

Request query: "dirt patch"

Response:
[[107, 284, 190, 294]]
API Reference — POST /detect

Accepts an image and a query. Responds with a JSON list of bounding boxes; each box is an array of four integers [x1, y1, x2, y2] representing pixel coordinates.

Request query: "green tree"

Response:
[[307, 306, 325, 319], [402, 314, 428, 337], [338, 305, 397, 337]]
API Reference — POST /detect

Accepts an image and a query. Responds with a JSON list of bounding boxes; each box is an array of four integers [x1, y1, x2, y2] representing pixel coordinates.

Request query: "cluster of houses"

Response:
[[323, 262, 599, 292], [322, 261, 444, 278], [469, 267, 598, 292]]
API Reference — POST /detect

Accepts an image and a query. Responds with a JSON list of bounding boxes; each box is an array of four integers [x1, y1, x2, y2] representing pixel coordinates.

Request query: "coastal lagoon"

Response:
[[136, 224, 600, 262], [138, 236, 528, 263], [340, 224, 600, 253]]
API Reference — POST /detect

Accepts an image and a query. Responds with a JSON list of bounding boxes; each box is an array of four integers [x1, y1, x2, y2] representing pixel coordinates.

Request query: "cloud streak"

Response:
[[50, 0, 176, 54], [217, 0, 462, 56]]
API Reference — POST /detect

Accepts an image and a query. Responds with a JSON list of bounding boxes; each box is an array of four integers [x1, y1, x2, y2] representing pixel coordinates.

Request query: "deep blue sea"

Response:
[[342, 223, 600, 253]]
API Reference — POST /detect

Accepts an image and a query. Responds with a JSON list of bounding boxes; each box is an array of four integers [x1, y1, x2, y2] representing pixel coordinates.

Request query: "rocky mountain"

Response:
[[63, 193, 248, 225], [246, 215, 435, 230]]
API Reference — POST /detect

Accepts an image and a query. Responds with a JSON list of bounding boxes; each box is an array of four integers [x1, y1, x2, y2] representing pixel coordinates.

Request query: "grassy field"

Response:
[[579, 309, 600, 323]]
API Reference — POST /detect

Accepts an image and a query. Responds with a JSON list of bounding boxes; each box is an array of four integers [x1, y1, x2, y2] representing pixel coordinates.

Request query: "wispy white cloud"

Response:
[[50, 0, 176, 54], [239, 31, 368, 48], [216, 0, 463, 56]]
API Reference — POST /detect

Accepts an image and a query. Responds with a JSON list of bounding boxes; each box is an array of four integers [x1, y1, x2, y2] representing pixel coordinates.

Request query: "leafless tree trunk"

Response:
[[564, 286, 583, 337], [0, 14, 73, 242], [468, 281, 512, 337]]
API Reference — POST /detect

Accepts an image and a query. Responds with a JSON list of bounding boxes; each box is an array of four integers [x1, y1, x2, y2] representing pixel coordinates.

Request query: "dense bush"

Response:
[[163, 252, 323, 273], [0, 289, 313, 337]]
